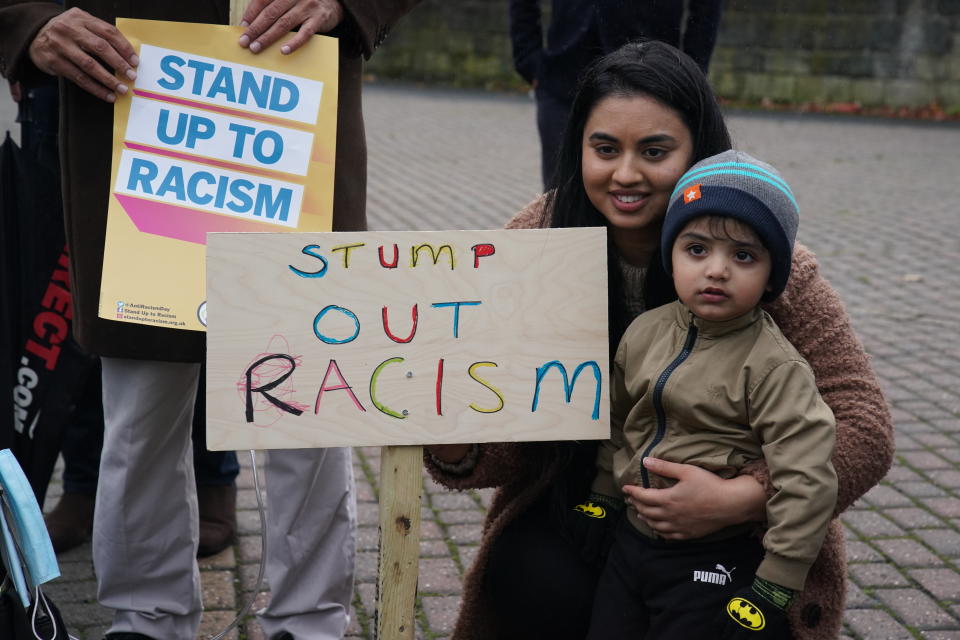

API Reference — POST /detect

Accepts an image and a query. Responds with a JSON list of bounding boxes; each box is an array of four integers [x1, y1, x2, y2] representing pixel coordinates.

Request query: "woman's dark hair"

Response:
[[544, 39, 733, 353]]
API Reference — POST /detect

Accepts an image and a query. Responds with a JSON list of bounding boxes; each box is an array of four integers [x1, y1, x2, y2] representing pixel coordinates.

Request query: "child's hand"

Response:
[[718, 577, 793, 638], [623, 457, 766, 539]]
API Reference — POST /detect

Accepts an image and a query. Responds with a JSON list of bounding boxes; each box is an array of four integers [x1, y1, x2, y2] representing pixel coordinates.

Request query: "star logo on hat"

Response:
[[684, 184, 702, 203]]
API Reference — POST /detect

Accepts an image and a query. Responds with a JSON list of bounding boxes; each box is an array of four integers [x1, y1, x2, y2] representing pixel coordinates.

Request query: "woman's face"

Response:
[[581, 94, 694, 240]]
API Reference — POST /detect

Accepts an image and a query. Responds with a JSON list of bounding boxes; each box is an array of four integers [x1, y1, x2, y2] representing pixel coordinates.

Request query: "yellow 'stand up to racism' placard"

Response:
[[99, 18, 338, 331], [205, 228, 611, 451]]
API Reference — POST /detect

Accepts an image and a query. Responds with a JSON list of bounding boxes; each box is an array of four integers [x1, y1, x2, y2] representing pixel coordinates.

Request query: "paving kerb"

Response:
[[13, 82, 960, 638]]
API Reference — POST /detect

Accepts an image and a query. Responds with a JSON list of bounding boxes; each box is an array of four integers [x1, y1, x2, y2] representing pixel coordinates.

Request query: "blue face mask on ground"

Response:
[[0, 449, 60, 608]]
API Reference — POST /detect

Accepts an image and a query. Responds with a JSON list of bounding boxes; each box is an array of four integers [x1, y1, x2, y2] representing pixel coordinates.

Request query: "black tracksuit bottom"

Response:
[[587, 518, 788, 639]]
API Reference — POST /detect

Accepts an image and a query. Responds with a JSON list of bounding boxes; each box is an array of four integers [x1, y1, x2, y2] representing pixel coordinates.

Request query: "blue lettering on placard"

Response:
[[157, 55, 185, 90], [227, 179, 254, 213], [157, 110, 215, 149], [158, 56, 301, 114], [207, 65, 237, 102], [238, 71, 271, 109], [253, 130, 283, 164], [269, 78, 299, 112], [289, 245, 328, 278], [157, 166, 186, 200], [127, 158, 159, 193], [229, 123, 255, 159], [186, 60, 215, 95], [187, 172, 215, 205], [254, 186, 292, 220], [124, 159, 293, 222]]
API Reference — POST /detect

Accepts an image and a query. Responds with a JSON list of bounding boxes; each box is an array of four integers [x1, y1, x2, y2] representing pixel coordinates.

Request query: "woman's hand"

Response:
[[238, 0, 344, 55], [28, 8, 139, 103], [623, 457, 766, 540]]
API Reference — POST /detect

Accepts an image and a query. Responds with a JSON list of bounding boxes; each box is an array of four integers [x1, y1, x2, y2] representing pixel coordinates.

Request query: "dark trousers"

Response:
[[535, 87, 570, 191], [484, 499, 604, 640], [587, 519, 772, 639]]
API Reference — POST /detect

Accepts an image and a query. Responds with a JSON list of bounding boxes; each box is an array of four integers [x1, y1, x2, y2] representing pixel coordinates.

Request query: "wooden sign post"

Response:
[[206, 228, 609, 638]]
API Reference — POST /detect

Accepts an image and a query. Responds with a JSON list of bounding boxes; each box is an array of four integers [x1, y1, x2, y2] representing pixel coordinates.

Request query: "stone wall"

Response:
[[365, 0, 960, 112]]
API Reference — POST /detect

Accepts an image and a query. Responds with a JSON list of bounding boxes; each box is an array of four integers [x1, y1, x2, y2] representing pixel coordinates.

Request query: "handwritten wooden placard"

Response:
[[205, 228, 609, 450]]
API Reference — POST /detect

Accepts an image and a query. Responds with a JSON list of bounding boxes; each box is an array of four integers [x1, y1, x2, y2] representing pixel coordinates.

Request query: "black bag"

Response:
[[0, 574, 71, 640], [1, 132, 97, 506]]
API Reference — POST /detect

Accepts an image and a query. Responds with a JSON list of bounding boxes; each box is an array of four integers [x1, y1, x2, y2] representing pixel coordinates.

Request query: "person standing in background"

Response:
[[509, 0, 723, 189]]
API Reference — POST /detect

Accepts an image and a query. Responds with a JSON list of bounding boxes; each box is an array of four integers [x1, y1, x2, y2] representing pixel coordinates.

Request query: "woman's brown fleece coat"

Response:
[[426, 197, 894, 640]]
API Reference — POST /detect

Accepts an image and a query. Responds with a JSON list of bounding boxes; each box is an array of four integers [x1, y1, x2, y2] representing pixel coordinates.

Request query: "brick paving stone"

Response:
[[417, 557, 462, 593], [844, 608, 915, 639], [908, 568, 960, 603], [357, 524, 380, 551], [201, 570, 238, 609], [421, 519, 443, 539], [420, 539, 450, 556], [914, 434, 960, 449], [436, 508, 485, 524], [886, 465, 930, 483], [849, 563, 912, 587], [886, 507, 948, 530], [915, 529, 960, 558], [923, 498, 960, 519], [357, 501, 380, 523], [421, 595, 461, 634], [863, 484, 915, 508], [921, 633, 960, 639], [843, 510, 908, 537], [237, 508, 262, 534], [458, 545, 480, 572], [197, 610, 240, 639], [898, 482, 950, 499], [874, 539, 946, 567], [901, 451, 955, 470], [873, 588, 958, 629], [236, 488, 264, 510], [847, 540, 887, 563], [845, 579, 878, 609], [928, 470, 960, 489], [446, 523, 483, 544], [357, 550, 380, 582], [431, 492, 480, 510]]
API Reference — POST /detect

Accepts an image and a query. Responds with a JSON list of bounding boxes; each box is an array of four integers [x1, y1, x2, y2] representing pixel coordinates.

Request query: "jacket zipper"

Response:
[[640, 319, 698, 488]]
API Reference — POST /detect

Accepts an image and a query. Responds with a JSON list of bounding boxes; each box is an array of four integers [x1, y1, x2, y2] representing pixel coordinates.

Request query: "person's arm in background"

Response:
[[509, 0, 543, 86]]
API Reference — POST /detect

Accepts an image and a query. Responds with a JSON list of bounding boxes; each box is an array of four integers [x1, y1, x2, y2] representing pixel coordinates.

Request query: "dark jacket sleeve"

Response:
[[508, 0, 542, 84], [747, 244, 895, 516], [0, 2, 63, 81], [338, 0, 419, 60]]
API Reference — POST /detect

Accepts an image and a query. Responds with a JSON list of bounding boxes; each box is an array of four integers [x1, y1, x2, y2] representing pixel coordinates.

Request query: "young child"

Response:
[[585, 150, 837, 639]]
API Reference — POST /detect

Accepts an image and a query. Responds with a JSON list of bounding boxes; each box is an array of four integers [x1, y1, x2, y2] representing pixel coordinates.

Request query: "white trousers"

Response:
[[95, 358, 356, 639]]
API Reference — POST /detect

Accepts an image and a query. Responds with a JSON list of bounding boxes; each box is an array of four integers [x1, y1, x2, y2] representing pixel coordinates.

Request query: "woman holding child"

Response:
[[426, 40, 893, 640]]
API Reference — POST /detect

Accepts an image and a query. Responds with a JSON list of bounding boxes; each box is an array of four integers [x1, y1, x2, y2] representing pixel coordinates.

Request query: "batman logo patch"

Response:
[[572, 502, 606, 519], [726, 596, 766, 630]]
